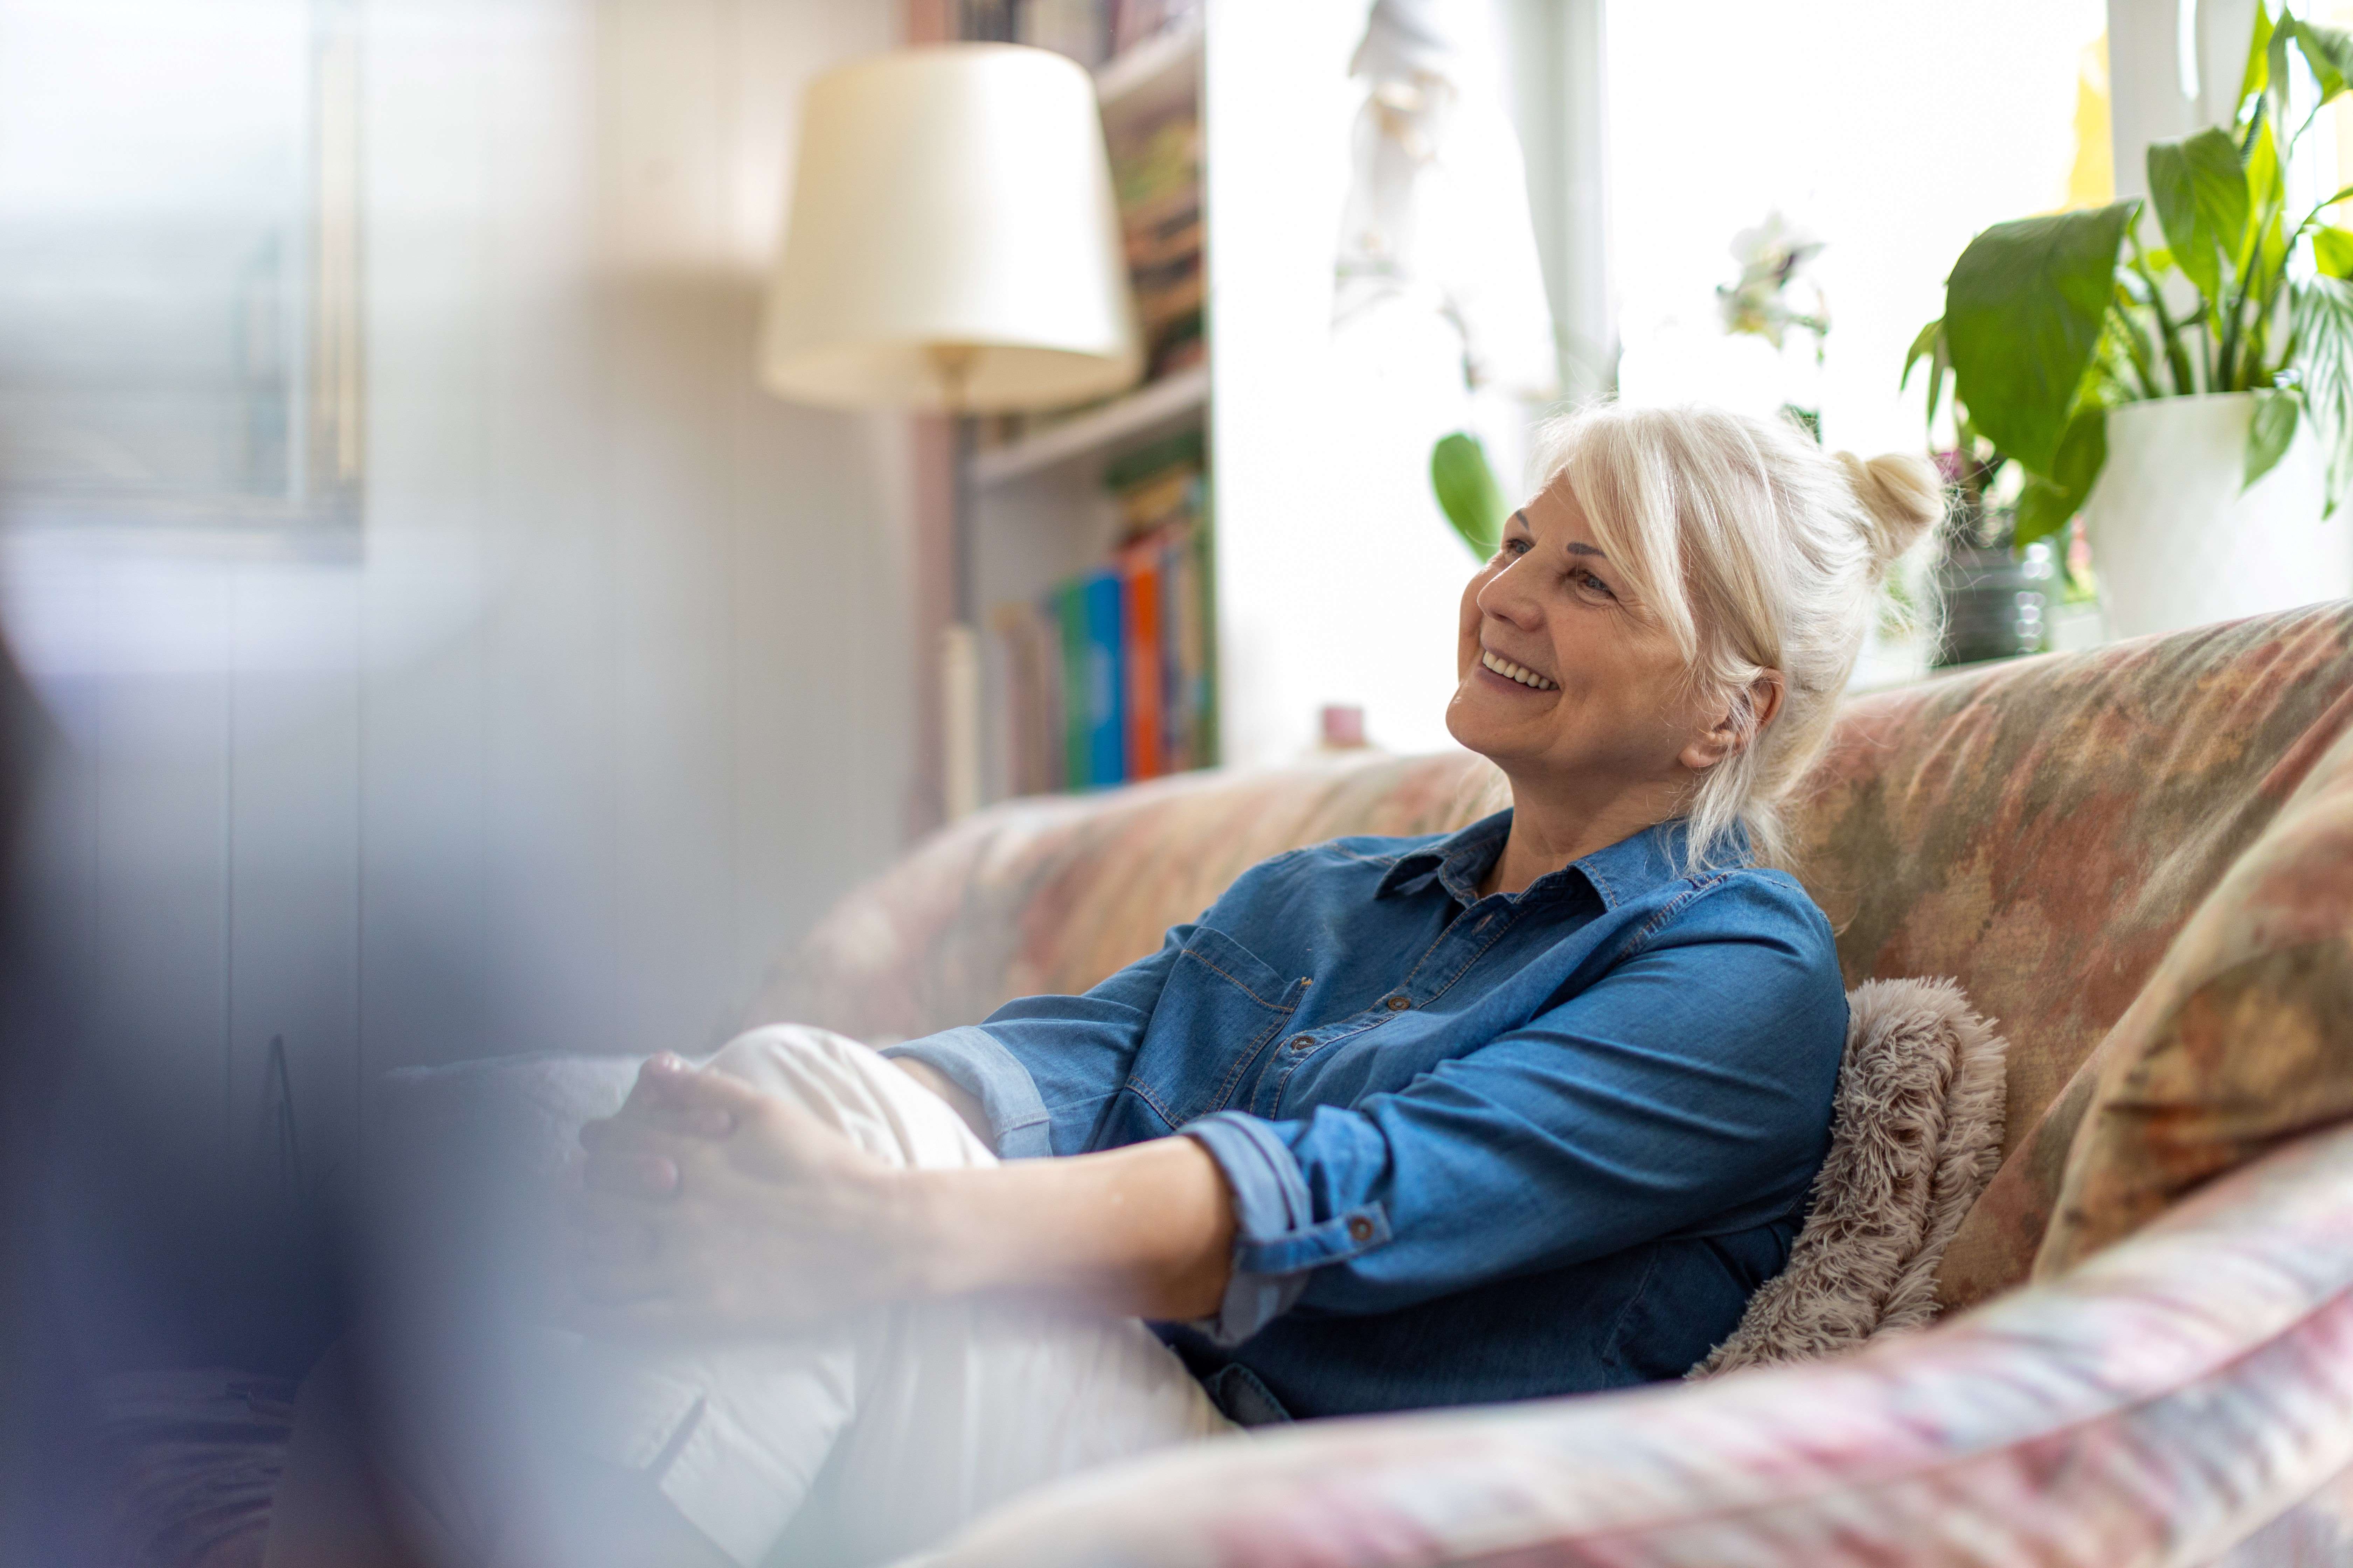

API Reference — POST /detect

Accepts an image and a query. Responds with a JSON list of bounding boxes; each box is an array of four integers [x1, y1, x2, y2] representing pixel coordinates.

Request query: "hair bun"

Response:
[[1833, 450, 1941, 574]]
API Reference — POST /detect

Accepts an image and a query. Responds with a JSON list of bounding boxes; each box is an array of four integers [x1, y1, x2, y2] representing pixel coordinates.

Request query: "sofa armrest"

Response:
[[919, 1121, 2353, 1568]]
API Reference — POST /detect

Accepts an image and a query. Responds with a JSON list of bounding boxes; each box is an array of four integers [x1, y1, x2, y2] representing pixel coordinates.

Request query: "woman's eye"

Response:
[[1572, 568, 1616, 600]]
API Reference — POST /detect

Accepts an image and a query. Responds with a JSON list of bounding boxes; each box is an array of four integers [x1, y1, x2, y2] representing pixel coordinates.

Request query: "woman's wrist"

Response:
[[884, 1138, 1237, 1319]]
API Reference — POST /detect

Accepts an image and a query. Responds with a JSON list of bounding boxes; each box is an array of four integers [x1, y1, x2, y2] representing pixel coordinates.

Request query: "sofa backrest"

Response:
[[1793, 605, 2352, 1142], [752, 749, 1504, 1045], [753, 605, 2353, 1282]]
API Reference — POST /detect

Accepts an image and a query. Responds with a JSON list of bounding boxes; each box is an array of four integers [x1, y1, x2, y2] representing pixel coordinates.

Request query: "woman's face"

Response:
[[1444, 480, 1722, 798]]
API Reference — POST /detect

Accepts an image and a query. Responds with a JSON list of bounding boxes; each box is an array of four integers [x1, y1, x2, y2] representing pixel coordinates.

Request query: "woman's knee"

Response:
[[682, 1024, 992, 1170], [697, 1023, 868, 1097]]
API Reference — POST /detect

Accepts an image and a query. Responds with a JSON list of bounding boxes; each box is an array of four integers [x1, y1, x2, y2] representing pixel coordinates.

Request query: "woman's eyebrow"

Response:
[[1564, 541, 1607, 559]]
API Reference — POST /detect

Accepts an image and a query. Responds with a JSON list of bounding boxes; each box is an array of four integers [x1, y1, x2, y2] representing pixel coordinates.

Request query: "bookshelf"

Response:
[[1094, 13, 1201, 125], [971, 363, 1208, 488], [964, 7, 1212, 806]]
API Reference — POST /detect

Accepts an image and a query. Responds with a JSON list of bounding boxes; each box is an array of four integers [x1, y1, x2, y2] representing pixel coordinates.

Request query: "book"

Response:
[[986, 428, 1213, 801], [1106, 105, 1203, 384], [1082, 569, 1126, 786], [990, 601, 1063, 797], [1121, 539, 1164, 780], [1056, 577, 1090, 791]]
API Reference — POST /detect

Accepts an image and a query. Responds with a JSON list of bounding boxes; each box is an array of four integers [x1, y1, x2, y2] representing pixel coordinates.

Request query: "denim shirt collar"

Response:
[[1374, 809, 1737, 910]]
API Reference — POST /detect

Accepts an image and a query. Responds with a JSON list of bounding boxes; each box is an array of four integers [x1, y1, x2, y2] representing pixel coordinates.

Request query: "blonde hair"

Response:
[[1527, 402, 1940, 870]]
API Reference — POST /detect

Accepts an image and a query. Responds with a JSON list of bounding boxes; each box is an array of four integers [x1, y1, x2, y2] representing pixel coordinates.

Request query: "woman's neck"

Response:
[[1480, 777, 1686, 898]]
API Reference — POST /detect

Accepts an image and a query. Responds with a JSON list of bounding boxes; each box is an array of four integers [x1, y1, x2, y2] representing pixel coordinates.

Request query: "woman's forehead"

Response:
[[1517, 484, 1611, 557]]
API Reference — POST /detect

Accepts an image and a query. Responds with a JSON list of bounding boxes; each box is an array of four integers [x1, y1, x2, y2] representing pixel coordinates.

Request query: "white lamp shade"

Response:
[[759, 44, 1143, 413]]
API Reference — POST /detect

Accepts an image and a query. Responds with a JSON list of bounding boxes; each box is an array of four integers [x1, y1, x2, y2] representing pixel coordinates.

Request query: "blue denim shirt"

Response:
[[883, 809, 1846, 1421]]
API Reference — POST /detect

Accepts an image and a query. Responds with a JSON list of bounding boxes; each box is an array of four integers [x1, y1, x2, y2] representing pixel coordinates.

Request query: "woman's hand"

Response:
[[568, 1050, 1241, 1338], [565, 1055, 924, 1336]]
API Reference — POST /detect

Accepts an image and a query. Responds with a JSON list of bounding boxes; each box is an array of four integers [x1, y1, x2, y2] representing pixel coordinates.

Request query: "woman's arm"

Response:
[[568, 1055, 1235, 1333], [911, 1133, 1235, 1317]]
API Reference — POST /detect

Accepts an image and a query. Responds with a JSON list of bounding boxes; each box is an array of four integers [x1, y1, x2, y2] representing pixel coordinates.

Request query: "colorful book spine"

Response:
[[1056, 578, 1089, 791], [1161, 524, 1200, 771], [1082, 569, 1126, 787], [1122, 542, 1164, 780], [987, 433, 1212, 801]]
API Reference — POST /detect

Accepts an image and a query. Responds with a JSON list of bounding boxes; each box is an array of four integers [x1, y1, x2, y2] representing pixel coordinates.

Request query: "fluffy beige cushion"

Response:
[[1695, 977, 2007, 1375]]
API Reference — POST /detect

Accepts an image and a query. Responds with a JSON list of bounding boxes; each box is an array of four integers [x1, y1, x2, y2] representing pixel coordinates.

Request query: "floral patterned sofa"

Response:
[[744, 602, 2353, 1567]]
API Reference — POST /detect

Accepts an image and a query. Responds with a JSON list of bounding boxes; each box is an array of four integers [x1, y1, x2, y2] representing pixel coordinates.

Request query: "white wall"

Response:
[[5, 0, 912, 1273]]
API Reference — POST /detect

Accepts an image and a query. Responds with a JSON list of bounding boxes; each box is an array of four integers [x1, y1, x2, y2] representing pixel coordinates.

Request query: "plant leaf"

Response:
[[1430, 432, 1507, 559], [2296, 18, 2353, 103], [1944, 201, 2137, 476], [2240, 0, 2277, 120], [2049, 401, 2108, 497], [2317, 227, 2353, 277], [1927, 332, 1951, 432], [2147, 126, 2250, 302], [2013, 405, 2109, 550], [2269, 15, 2297, 137], [1901, 318, 1951, 433], [2244, 386, 2302, 489], [1900, 319, 1942, 388], [2292, 275, 2353, 513], [2013, 476, 2076, 550], [2241, 114, 2283, 277]]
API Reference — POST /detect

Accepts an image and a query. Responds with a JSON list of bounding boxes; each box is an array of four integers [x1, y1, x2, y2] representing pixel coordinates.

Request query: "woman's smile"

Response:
[[1477, 647, 1560, 692]]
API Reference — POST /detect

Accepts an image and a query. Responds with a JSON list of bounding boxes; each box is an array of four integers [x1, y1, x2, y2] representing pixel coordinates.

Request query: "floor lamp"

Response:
[[758, 43, 1141, 821]]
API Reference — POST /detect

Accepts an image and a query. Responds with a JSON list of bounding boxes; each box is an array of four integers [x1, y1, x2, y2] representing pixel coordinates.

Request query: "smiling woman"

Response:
[[1452, 405, 1943, 896], [273, 405, 1941, 1568]]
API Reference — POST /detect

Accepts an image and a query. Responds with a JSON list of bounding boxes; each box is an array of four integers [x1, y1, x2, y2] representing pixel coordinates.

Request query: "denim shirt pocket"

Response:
[[1127, 924, 1309, 1130]]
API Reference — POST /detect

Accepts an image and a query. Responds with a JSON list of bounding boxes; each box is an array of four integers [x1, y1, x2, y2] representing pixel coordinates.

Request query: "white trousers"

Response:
[[524, 1025, 1231, 1567]]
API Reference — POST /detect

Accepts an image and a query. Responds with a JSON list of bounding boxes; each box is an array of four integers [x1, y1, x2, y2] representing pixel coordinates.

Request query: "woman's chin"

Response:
[[1444, 691, 1531, 764]]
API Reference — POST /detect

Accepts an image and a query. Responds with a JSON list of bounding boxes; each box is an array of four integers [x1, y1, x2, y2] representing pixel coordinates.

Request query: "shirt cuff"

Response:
[[878, 1026, 1053, 1159], [1179, 1110, 1393, 1346]]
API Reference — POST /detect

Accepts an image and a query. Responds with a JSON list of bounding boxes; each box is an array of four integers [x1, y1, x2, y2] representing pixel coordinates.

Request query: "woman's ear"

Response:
[[1679, 670, 1785, 773]]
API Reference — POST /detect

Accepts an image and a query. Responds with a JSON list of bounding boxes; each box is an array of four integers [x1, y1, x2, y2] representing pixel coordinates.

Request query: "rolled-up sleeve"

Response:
[[881, 923, 1193, 1159], [1173, 887, 1845, 1337], [880, 1025, 1055, 1158], [1179, 1112, 1393, 1343]]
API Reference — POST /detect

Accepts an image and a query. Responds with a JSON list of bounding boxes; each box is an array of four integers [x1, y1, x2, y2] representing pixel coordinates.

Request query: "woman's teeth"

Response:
[[1481, 650, 1558, 691]]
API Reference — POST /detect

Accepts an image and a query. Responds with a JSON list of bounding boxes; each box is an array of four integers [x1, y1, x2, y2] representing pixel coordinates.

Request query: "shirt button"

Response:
[[1384, 994, 1411, 1011], [1346, 1214, 1375, 1242], [1289, 1035, 1314, 1052]]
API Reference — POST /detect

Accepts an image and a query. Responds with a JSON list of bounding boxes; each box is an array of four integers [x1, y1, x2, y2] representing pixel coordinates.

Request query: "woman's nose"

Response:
[[1476, 562, 1541, 629]]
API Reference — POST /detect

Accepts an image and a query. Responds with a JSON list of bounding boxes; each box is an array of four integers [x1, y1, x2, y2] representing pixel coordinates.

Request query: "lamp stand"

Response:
[[931, 346, 984, 822]]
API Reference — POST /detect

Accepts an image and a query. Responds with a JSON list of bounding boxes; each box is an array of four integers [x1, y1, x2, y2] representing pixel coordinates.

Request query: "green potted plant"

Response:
[[1907, 1, 2353, 638], [1923, 443, 2062, 665]]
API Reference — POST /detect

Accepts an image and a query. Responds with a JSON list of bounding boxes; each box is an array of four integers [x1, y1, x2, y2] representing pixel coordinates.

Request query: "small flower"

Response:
[[1717, 210, 1829, 350]]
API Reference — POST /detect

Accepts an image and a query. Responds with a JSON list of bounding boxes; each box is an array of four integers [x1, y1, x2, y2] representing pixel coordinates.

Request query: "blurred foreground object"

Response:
[[759, 42, 1140, 822]]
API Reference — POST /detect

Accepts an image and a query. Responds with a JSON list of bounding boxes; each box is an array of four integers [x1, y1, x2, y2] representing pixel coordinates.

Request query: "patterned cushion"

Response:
[[1695, 978, 2006, 1373], [1818, 606, 2353, 1305], [2035, 715, 2353, 1277]]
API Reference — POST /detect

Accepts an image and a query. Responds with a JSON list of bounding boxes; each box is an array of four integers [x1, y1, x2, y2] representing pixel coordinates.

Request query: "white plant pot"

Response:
[[2081, 392, 2347, 640]]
